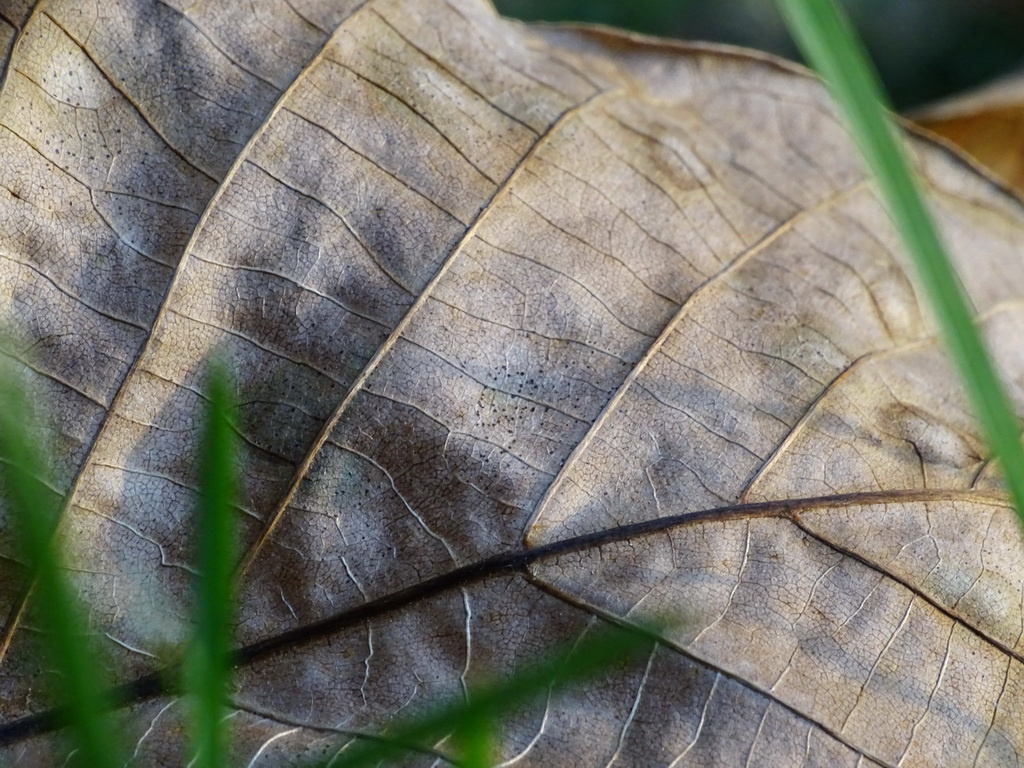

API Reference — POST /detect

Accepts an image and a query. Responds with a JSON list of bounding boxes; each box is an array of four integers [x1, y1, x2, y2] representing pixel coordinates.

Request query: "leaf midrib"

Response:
[[0, 487, 1008, 753]]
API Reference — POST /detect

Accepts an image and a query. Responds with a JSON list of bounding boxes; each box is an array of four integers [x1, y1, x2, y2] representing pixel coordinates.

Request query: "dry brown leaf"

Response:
[[3, 0, 1024, 765], [914, 71, 1024, 194]]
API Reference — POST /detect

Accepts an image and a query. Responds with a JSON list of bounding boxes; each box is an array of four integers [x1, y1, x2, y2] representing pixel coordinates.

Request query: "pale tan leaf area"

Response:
[[2, 0, 1024, 765]]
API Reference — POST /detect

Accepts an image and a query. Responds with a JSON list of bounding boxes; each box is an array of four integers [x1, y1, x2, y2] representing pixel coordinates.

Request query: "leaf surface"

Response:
[[3, 1, 1024, 765]]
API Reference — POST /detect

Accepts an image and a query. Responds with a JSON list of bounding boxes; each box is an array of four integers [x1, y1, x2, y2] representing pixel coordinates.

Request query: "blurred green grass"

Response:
[[493, 0, 1024, 109]]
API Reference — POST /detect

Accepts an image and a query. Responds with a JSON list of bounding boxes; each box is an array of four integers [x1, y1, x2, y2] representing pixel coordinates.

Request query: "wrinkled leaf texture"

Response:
[[2, 0, 1024, 765]]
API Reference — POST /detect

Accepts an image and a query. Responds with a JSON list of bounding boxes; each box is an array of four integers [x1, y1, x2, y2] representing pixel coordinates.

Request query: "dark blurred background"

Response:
[[492, 0, 1024, 110]]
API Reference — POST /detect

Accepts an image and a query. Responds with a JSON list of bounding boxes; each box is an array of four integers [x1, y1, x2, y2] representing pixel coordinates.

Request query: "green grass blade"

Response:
[[324, 621, 659, 768], [0, 358, 119, 768], [454, 706, 493, 768], [775, 0, 1024, 523], [184, 361, 239, 768]]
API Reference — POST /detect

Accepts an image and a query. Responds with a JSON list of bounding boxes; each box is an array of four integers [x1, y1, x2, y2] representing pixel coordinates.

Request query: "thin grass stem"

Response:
[[184, 361, 239, 768], [0, 358, 119, 768]]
